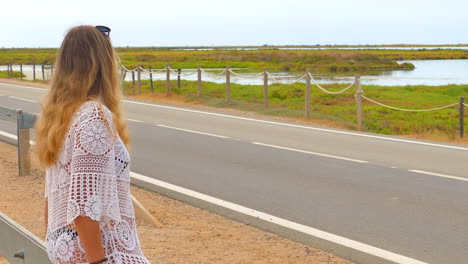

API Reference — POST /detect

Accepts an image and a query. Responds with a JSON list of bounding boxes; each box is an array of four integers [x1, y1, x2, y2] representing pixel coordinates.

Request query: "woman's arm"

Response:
[[74, 216, 106, 263]]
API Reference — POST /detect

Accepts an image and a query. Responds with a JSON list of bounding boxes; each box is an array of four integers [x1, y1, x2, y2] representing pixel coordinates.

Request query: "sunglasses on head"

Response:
[[95, 25, 111, 36]]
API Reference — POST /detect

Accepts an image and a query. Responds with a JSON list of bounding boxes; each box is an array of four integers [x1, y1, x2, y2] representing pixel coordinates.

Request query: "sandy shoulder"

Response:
[[0, 141, 353, 264]]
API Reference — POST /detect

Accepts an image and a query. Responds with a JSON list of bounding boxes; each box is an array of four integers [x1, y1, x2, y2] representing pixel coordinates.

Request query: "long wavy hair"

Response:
[[34, 25, 130, 169]]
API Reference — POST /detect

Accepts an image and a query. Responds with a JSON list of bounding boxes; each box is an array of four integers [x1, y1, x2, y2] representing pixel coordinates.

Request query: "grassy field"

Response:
[[122, 79, 468, 141], [1, 46, 467, 74], [0, 71, 24, 78]]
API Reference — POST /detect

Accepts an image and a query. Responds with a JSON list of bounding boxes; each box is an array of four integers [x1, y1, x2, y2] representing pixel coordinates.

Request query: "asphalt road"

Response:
[[0, 83, 467, 264]]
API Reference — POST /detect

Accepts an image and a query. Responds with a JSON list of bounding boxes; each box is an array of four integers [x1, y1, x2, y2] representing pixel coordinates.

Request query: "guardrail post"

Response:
[[305, 68, 311, 118], [16, 109, 31, 176], [33, 64, 36, 80], [226, 66, 231, 102], [41, 64, 45, 80], [355, 74, 363, 131], [51, 64, 54, 78], [459, 97, 465, 138], [197, 65, 202, 96], [166, 64, 171, 96], [149, 66, 154, 93], [177, 68, 181, 88], [137, 65, 141, 95], [8, 63, 11, 78], [20, 64, 23, 80]]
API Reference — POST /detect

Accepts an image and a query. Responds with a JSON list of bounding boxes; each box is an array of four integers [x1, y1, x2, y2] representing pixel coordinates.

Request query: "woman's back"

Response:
[[45, 100, 150, 264]]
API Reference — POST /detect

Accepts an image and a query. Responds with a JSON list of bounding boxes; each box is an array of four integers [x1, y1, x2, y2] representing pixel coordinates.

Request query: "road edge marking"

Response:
[[409, 170, 467, 182], [253, 142, 368, 163], [9, 96, 38, 103], [0, 83, 46, 91]]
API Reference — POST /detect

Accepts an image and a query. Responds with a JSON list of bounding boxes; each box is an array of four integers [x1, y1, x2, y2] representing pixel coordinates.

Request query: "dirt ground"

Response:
[[0, 141, 354, 264]]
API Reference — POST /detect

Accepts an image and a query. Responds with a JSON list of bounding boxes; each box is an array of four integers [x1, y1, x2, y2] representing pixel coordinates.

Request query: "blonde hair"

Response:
[[34, 25, 130, 168]]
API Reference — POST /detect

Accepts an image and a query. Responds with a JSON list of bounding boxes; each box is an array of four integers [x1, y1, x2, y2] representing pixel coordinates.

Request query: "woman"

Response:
[[35, 25, 151, 264]]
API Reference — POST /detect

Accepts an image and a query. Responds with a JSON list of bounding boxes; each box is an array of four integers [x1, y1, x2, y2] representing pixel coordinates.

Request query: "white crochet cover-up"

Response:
[[44, 100, 151, 264]]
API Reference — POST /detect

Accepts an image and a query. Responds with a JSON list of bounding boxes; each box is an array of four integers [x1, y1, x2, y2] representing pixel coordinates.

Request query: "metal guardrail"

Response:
[[0, 212, 51, 264], [0, 106, 48, 263]]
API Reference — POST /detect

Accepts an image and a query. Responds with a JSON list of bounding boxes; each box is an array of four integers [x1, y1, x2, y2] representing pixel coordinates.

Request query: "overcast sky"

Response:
[[1, 0, 467, 48]]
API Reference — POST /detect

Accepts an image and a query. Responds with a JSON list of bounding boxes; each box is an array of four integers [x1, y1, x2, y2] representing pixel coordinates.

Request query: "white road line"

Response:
[[0, 83, 46, 91], [157, 124, 229, 139], [127, 118, 143, 123], [2, 82, 467, 152], [253, 142, 368, 163], [9, 96, 37, 103], [131, 171, 428, 264], [409, 170, 467, 182]]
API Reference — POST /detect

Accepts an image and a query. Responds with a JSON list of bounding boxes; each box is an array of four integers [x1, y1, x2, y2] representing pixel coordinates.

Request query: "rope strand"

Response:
[[361, 95, 459, 112], [228, 69, 264, 78], [309, 73, 356, 94], [267, 72, 307, 84]]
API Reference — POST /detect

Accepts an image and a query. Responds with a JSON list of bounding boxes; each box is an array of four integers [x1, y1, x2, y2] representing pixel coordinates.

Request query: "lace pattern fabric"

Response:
[[44, 100, 151, 264]]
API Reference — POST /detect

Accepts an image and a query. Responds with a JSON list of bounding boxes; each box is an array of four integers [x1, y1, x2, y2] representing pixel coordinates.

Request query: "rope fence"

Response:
[[3, 63, 467, 137]]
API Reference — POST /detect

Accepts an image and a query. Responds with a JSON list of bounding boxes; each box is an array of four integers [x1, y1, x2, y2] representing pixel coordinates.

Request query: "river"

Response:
[[2, 59, 468, 86]]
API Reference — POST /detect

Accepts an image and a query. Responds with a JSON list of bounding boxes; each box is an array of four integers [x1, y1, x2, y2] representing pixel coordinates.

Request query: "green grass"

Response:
[[0, 71, 25, 78], [1, 47, 467, 74], [123, 79, 468, 139]]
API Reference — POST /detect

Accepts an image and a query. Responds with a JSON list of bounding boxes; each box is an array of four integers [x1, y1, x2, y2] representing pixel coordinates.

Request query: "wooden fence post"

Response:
[[41, 64, 45, 80], [197, 65, 202, 96], [305, 68, 311, 118], [33, 64, 36, 81], [263, 68, 269, 107], [149, 66, 154, 93], [131, 71, 135, 93], [51, 64, 54, 77], [20, 64, 23, 80], [121, 68, 126, 92], [226, 66, 231, 102], [137, 65, 141, 95], [177, 69, 181, 88], [355, 74, 363, 131], [16, 109, 31, 176], [166, 64, 171, 96], [460, 97, 465, 138]]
